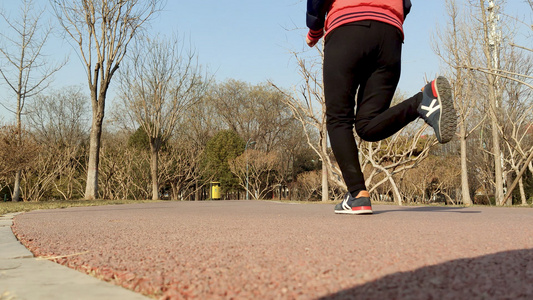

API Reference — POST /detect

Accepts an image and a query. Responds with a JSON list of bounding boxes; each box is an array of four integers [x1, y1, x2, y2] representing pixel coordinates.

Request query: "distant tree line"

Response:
[[0, 80, 323, 201]]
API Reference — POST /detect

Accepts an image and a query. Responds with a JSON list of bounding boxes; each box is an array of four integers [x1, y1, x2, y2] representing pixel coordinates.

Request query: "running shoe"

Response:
[[418, 76, 457, 144], [334, 192, 373, 215]]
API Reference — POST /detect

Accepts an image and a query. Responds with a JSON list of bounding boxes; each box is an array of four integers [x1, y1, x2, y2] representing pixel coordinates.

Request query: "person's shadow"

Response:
[[373, 206, 482, 215], [319, 248, 533, 299]]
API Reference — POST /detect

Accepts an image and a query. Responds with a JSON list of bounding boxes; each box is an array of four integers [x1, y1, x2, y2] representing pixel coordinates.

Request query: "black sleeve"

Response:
[[404, 0, 412, 19], [306, 0, 331, 30]]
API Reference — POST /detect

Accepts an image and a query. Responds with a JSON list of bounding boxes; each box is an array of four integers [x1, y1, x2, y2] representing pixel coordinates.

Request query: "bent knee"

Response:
[[355, 124, 381, 142]]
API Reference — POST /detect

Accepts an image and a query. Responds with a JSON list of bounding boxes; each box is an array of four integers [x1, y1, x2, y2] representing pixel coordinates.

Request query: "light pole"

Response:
[[245, 139, 256, 200]]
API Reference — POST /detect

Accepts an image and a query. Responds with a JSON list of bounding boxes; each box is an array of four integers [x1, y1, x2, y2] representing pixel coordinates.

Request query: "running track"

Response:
[[11, 201, 533, 299]]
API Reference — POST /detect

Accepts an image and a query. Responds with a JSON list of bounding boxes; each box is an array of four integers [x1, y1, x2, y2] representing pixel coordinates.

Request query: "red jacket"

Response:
[[307, 0, 410, 43]]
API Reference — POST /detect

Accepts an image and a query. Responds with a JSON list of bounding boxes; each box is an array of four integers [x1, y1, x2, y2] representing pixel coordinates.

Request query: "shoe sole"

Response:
[[435, 77, 457, 144], [335, 207, 373, 215]]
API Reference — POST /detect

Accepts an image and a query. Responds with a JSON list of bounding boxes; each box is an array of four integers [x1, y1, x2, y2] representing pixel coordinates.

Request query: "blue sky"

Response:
[[0, 0, 531, 121], [163, 0, 444, 93]]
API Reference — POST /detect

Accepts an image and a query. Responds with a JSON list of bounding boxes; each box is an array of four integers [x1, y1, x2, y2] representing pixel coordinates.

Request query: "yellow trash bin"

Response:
[[211, 182, 221, 200]]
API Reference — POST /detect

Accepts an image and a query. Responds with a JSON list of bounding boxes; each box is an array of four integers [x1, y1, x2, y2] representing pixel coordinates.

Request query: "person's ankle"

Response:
[[352, 190, 369, 198]]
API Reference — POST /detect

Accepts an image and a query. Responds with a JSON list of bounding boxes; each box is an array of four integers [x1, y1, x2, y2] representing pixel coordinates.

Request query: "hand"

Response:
[[306, 37, 318, 48]]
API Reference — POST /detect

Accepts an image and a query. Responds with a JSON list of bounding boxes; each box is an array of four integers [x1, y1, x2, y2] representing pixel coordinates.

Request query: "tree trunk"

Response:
[[150, 141, 160, 201], [12, 170, 22, 202], [485, 0, 505, 206], [505, 172, 513, 206], [84, 118, 103, 200], [195, 181, 199, 201], [389, 175, 402, 206], [492, 119, 504, 205], [84, 94, 106, 200], [518, 177, 526, 205], [13, 93, 23, 202], [321, 130, 329, 202], [487, 76, 504, 206], [503, 152, 533, 205], [460, 126, 472, 205], [321, 163, 328, 202]]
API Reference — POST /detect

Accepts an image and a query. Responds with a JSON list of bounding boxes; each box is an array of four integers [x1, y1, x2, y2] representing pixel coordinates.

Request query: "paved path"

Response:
[[5, 201, 533, 299], [0, 212, 148, 300]]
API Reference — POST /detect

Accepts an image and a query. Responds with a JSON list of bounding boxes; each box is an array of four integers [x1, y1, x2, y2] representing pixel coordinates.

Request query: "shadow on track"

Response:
[[373, 206, 481, 215], [319, 248, 533, 300]]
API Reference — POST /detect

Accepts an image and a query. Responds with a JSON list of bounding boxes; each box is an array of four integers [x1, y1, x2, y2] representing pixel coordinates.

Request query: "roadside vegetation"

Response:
[[0, 200, 160, 216]]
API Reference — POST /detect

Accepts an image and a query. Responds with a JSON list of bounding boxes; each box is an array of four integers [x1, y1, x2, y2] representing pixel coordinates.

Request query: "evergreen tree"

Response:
[[202, 130, 245, 194]]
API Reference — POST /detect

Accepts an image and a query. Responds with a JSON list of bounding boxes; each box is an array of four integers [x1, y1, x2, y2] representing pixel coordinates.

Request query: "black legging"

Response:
[[323, 21, 423, 195]]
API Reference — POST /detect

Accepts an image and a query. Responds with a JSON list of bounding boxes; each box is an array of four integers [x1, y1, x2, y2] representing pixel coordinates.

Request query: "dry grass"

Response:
[[0, 199, 160, 216], [0, 291, 15, 300]]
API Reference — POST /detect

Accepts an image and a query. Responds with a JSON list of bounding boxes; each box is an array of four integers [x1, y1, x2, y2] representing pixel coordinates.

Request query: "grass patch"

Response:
[[0, 199, 160, 216]]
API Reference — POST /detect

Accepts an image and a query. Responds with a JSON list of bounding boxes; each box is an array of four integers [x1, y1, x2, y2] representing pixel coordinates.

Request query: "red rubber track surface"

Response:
[[11, 201, 533, 299]]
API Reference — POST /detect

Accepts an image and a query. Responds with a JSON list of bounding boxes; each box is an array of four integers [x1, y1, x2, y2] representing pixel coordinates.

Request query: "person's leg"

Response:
[[325, 21, 456, 213], [323, 22, 376, 196], [354, 22, 457, 144], [354, 22, 422, 142]]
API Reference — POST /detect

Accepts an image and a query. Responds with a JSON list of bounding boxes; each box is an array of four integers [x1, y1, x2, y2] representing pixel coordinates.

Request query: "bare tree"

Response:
[[499, 55, 533, 205], [0, 125, 68, 202], [26, 86, 90, 200], [401, 154, 461, 204], [476, 1, 533, 205], [433, 0, 487, 205], [20, 144, 74, 201], [117, 35, 209, 200], [209, 80, 297, 153], [229, 149, 283, 200], [26, 86, 89, 147], [207, 80, 255, 139], [0, 0, 64, 201], [0, 125, 39, 183], [527, 0, 533, 10], [207, 79, 309, 198], [475, 0, 508, 205], [358, 122, 435, 205], [52, 0, 164, 200], [463, 0, 533, 205], [158, 139, 209, 201], [295, 170, 321, 201], [271, 49, 342, 202], [174, 98, 219, 200], [98, 131, 151, 200]]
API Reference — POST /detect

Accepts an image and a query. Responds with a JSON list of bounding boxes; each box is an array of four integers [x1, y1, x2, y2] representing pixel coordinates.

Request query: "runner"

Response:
[[305, 0, 457, 214]]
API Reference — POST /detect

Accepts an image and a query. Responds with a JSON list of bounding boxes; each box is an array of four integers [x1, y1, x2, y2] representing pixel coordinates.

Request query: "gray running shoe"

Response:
[[417, 76, 457, 143], [334, 192, 373, 215]]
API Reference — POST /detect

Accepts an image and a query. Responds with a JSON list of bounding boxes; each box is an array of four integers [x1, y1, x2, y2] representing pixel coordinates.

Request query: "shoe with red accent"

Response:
[[334, 192, 373, 215], [418, 76, 457, 144]]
